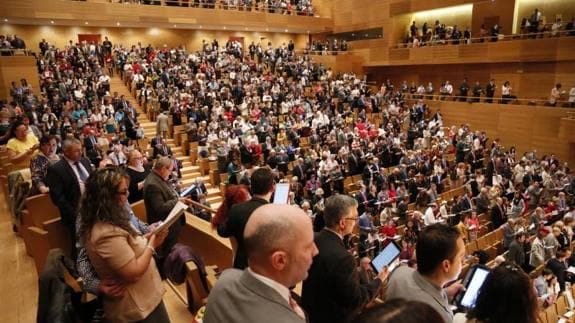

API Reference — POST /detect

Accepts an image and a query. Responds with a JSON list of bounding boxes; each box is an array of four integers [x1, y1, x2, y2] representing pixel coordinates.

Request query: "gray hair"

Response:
[[62, 138, 81, 150], [154, 156, 173, 170], [324, 195, 358, 228]]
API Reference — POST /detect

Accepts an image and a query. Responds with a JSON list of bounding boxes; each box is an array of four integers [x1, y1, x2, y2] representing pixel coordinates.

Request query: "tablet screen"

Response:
[[273, 183, 290, 204], [371, 241, 401, 273], [180, 184, 196, 198], [459, 266, 490, 309]]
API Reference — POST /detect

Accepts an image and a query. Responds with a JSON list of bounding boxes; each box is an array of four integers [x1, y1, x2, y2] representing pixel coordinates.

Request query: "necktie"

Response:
[[288, 296, 306, 321], [75, 161, 88, 182]]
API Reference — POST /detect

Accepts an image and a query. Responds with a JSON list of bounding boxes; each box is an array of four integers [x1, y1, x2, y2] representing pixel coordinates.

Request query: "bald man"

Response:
[[203, 204, 318, 323]]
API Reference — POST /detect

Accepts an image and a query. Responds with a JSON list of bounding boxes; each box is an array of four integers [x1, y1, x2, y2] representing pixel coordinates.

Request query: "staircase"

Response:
[[110, 77, 223, 210]]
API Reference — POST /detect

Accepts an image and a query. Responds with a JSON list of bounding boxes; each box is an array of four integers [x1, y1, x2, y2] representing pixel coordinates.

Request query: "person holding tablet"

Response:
[[386, 223, 465, 323], [302, 195, 389, 323], [453, 262, 539, 323]]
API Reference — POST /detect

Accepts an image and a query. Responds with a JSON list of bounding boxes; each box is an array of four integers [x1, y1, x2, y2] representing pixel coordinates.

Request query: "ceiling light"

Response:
[[223, 26, 226, 30], [199, 25, 202, 29], [174, 24, 177, 27], [4, 19, 8, 22], [116, 22, 120, 26], [266, 28, 269, 32], [285, 29, 288, 33], [84, 21, 88, 25], [50, 20, 55, 24]]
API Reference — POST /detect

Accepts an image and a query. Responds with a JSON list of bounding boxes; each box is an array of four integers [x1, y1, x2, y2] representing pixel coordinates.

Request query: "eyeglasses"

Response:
[[117, 190, 129, 196], [344, 217, 358, 221]]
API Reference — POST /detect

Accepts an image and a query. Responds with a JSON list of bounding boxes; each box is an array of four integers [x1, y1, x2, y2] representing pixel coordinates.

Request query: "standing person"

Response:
[[203, 204, 318, 323], [507, 231, 527, 270], [501, 81, 515, 104], [78, 168, 171, 322], [29, 135, 60, 195], [46, 138, 93, 259], [211, 184, 251, 235], [219, 167, 275, 269], [156, 110, 169, 139], [143, 156, 193, 265], [385, 224, 465, 323], [126, 150, 150, 203], [301, 195, 388, 323], [5, 120, 40, 170], [454, 262, 540, 323], [549, 83, 565, 107], [485, 79, 496, 103], [569, 83, 575, 108]]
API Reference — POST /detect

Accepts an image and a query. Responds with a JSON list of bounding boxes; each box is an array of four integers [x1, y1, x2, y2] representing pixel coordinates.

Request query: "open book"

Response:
[[149, 201, 188, 235]]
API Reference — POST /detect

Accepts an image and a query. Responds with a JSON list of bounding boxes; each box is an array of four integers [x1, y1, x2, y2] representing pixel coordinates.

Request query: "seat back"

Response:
[[131, 200, 147, 223]]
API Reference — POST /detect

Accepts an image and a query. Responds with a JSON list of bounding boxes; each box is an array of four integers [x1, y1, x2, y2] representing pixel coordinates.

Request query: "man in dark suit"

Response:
[[292, 158, 306, 185], [302, 195, 388, 323], [220, 167, 275, 269], [547, 248, 571, 292], [491, 197, 506, 229], [83, 129, 102, 165], [143, 156, 193, 261], [153, 137, 173, 159], [46, 138, 93, 259], [204, 204, 317, 323], [507, 231, 527, 270]]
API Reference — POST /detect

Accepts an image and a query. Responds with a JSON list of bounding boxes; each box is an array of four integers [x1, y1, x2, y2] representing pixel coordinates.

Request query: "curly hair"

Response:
[[78, 168, 136, 243]]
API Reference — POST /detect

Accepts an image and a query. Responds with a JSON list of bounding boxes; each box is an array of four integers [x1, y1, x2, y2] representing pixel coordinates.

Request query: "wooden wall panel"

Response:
[[471, 0, 516, 37], [0, 56, 40, 101]]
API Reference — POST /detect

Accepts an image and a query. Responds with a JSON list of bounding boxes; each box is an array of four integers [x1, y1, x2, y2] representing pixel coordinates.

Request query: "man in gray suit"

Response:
[[204, 204, 318, 323]]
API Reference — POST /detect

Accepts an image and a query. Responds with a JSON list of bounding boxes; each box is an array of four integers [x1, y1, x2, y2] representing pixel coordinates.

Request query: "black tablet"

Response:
[[180, 184, 196, 198], [370, 240, 401, 274], [455, 265, 491, 311]]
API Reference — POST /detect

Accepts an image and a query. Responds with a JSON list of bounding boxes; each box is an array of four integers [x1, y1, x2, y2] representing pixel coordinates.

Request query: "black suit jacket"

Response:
[[220, 197, 269, 269], [547, 258, 567, 292], [490, 204, 506, 229], [302, 229, 381, 323], [46, 157, 92, 229]]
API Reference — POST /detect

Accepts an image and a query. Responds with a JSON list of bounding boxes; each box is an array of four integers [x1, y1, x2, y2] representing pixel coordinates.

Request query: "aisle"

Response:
[[0, 191, 37, 322]]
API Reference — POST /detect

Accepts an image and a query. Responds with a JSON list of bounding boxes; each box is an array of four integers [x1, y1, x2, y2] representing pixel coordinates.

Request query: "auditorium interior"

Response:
[[0, 0, 574, 322]]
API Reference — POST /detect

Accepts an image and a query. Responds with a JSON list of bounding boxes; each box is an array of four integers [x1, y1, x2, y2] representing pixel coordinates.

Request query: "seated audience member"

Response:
[[6, 119, 39, 170], [203, 204, 318, 323], [386, 224, 465, 323], [453, 262, 539, 323], [302, 195, 389, 323], [78, 168, 170, 322], [356, 299, 444, 323], [126, 149, 150, 203], [534, 268, 559, 306], [143, 156, 193, 264], [219, 167, 275, 269], [29, 135, 59, 195], [211, 184, 251, 236]]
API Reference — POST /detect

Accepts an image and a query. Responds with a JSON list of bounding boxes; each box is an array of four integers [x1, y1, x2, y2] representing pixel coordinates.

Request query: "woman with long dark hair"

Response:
[[78, 168, 170, 322]]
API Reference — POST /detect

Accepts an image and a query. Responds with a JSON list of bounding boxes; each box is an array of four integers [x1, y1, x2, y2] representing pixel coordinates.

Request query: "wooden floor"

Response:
[[0, 190, 194, 322]]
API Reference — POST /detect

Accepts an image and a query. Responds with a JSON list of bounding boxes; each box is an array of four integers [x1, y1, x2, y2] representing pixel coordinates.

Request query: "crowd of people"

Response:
[[1, 30, 574, 323], [404, 10, 575, 47], [101, 0, 316, 15], [0, 34, 27, 50]]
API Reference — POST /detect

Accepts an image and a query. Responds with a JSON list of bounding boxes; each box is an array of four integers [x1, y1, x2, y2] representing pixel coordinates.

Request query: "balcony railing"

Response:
[[395, 29, 575, 49], [72, 0, 317, 17]]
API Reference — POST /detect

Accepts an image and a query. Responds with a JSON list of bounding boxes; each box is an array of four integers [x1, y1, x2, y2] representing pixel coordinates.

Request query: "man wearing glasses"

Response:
[[302, 195, 389, 323], [143, 156, 193, 267]]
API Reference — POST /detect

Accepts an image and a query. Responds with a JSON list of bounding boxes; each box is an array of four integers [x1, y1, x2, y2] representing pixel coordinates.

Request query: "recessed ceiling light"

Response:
[[174, 24, 177, 27], [116, 22, 120, 26], [199, 25, 202, 29], [223, 26, 226, 30], [266, 28, 269, 32], [4, 19, 8, 22], [285, 29, 288, 33], [85, 21, 88, 25], [50, 20, 54, 24]]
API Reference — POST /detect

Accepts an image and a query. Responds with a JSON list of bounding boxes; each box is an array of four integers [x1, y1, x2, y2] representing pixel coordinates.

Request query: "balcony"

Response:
[[0, 0, 333, 33]]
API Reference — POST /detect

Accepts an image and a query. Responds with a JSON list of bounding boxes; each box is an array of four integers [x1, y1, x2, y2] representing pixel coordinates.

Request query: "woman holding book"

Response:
[[78, 168, 170, 322]]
